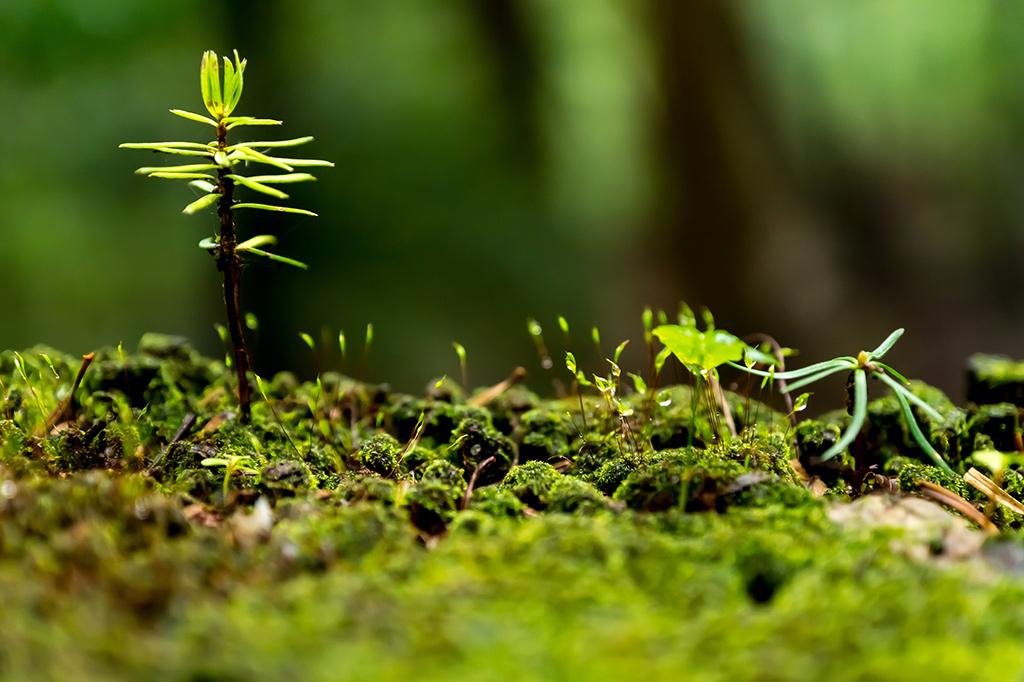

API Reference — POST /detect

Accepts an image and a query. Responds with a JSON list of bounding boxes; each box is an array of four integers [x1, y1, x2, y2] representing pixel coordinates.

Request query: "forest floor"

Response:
[[2, 334, 1024, 681]]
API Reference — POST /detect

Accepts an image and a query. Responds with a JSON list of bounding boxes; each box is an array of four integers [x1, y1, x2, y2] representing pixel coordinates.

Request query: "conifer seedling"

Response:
[[121, 50, 333, 420], [731, 328, 954, 475]]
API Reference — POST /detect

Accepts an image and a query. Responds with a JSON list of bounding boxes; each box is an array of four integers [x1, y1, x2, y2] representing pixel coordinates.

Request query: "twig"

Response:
[[461, 456, 495, 511], [916, 479, 998, 534], [146, 413, 197, 474], [964, 467, 1024, 516], [42, 352, 95, 434], [469, 367, 527, 407]]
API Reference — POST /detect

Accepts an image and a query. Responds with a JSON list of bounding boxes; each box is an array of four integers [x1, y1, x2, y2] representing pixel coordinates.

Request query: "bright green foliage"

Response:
[[404, 459, 467, 533], [356, 433, 401, 476], [499, 460, 606, 514], [652, 325, 747, 375], [201, 453, 260, 498], [653, 307, 777, 378], [121, 49, 334, 420], [120, 49, 333, 269]]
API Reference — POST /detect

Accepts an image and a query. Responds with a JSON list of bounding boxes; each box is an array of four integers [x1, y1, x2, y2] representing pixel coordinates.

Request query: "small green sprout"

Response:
[[358, 323, 374, 380], [201, 453, 260, 499], [652, 309, 768, 442], [453, 342, 468, 390], [732, 328, 954, 475], [642, 307, 654, 345], [970, 449, 1024, 480], [653, 318, 749, 376], [12, 352, 47, 430], [121, 49, 333, 420]]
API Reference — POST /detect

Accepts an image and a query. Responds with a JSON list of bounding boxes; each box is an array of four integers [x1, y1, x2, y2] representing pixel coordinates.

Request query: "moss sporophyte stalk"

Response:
[[120, 50, 333, 421]]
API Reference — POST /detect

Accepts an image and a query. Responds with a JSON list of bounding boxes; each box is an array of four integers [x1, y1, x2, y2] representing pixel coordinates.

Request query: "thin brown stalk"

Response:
[[916, 480, 998, 534], [461, 456, 496, 511], [215, 121, 252, 421], [469, 367, 527, 407], [964, 467, 1024, 516], [42, 352, 95, 434]]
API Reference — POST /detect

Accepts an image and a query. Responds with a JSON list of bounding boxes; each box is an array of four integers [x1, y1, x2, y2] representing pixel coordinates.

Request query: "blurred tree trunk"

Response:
[[466, 0, 543, 169], [643, 0, 793, 326]]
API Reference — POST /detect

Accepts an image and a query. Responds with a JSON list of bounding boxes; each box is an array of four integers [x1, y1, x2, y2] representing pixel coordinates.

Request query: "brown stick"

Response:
[[916, 480, 998, 534], [42, 352, 95, 434], [461, 456, 496, 511], [215, 122, 252, 421], [146, 413, 197, 474], [964, 467, 1024, 516], [469, 367, 527, 407]]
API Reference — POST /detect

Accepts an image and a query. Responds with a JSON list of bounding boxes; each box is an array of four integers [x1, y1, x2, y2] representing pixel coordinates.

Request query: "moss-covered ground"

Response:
[[3, 336, 1024, 680]]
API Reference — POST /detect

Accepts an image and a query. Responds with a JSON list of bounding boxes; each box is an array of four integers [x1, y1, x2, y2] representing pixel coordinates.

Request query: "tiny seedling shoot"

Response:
[[121, 50, 333, 421], [731, 328, 954, 475], [652, 305, 773, 442]]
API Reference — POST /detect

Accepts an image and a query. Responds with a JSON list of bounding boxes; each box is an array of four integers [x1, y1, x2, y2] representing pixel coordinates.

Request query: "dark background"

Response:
[[3, 1, 1024, 409]]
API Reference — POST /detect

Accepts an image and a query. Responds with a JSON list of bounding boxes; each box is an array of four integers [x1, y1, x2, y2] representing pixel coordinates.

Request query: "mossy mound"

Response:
[[3, 337, 1024, 679]]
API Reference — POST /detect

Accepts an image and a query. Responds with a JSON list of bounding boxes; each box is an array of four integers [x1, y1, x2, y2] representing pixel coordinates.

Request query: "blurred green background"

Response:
[[3, 0, 1024, 405]]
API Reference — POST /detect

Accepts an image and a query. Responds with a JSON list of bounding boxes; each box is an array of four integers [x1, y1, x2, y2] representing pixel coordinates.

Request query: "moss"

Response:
[[10, 337, 1024, 679], [854, 382, 964, 471], [896, 462, 969, 498], [591, 448, 649, 495], [446, 508, 500, 536], [299, 442, 344, 484], [517, 408, 573, 463], [491, 460, 605, 514], [467, 485, 526, 518], [567, 437, 619, 482], [989, 470, 1024, 530], [967, 353, 1024, 407], [420, 458, 466, 491], [794, 417, 855, 481], [156, 439, 204, 484], [272, 501, 415, 572], [356, 433, 401, 475], [714, 432, 798, 483], [545, 477, 608, 515], [636, 385, 700, 450], [612, 449, 765, 513], [722, 473, 818, 510], [335, 473, 398, 505], [0, 419, 29, 462], [397, 444, 436, 475], [448, 417, 513, 485], [794, 417, 842, 456], [499, 460, 562, 509], [43, 425, 107, 472], [397, 459, 463, 533], [79, 337, 220, 431], [260, 460, 311, 497], [965, 403, 1019, 454], [385, 396, 488, 448], [404, 460, 468, 534], [484, 384, 541, 434]]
